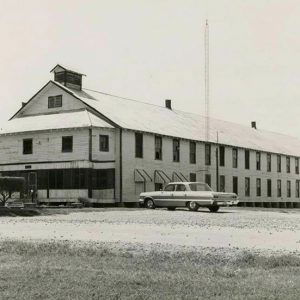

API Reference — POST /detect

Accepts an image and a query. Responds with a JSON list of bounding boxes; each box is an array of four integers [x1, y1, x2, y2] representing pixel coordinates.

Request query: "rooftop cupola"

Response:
[[50, 64, 86, 91]]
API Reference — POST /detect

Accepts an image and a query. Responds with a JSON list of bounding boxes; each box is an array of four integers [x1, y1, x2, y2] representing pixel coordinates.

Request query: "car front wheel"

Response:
[[145, 199, 155, 209], [208, 205, 220, 212], [186, 201, 199, 211]]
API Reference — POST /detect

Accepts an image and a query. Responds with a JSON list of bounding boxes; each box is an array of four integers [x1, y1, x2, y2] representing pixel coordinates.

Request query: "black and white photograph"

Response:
[[0, 0, 299, 299]]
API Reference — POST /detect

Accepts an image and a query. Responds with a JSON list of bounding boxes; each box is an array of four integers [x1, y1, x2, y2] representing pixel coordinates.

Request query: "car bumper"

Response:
[[213, 200, 239, 206]]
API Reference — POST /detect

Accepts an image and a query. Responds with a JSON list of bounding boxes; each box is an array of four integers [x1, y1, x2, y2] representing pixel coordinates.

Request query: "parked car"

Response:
[[139, 182, 238, 212]]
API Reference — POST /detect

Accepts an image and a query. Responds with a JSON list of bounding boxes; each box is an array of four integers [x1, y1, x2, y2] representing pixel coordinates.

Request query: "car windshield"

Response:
[[189, 183, 212, 191]]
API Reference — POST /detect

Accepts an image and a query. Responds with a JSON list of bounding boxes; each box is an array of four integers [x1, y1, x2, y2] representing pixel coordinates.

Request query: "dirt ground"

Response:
[[0, 207, 299, 255]]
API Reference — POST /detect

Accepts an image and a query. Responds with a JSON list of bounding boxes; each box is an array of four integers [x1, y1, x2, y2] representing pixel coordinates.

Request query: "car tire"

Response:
[[167, 207, 176, 211], [145, 199, 155, 209], [209, 205, 220, 213], [186, 201, 199, 211]]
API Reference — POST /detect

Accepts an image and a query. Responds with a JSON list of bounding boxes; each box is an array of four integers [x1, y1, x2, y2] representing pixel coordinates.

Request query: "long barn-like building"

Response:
[[1, 65, 300, 208]]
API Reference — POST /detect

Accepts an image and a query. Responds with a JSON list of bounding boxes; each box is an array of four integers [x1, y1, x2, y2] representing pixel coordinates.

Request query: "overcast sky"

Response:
[[1, 0, 300, 138]]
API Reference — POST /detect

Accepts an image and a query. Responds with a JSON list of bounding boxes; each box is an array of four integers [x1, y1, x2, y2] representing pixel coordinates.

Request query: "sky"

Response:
[[1, 0, 300, 138]]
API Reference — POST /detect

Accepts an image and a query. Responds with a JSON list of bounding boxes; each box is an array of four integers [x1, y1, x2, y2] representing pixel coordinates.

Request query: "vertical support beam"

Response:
[[88, 128, 93, 198], [119, 128, 123, 203]]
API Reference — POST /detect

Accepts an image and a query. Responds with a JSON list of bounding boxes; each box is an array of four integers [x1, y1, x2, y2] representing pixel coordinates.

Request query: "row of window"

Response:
[[200, 174, 300, 198], [136, 133, 299, 174], [23, 135, 109, 154]]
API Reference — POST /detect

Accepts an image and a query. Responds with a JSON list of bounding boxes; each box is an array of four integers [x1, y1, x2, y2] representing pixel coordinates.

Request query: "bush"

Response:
[[0, 177, 25, 206]]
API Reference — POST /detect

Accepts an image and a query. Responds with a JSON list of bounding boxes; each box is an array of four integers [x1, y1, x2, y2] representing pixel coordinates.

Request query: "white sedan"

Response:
[[139, 182, 238, 212]]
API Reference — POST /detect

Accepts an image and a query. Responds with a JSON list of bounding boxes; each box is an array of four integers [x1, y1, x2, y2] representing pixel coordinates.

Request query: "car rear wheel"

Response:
[[186, 201, 199, 211], [145, 199, 155, 209], [167, 207, 176, 211], [209, 205, 220, 212]]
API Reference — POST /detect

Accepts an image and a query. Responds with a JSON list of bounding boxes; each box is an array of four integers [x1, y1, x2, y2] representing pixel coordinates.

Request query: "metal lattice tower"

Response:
[[204, 19, 210, 142]]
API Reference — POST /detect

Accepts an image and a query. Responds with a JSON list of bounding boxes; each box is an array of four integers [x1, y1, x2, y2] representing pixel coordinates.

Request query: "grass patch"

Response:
[[0, 240, 299, 299], [0, 207, 41, 217]]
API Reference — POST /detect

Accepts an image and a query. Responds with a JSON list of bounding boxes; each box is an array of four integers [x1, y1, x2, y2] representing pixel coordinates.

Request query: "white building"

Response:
[[1, 65, 300, 208]]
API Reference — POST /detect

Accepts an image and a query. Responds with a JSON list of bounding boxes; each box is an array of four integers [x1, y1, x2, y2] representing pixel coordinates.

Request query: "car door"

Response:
[[157, 184, 175, 207], [174, 184, 187, 206]]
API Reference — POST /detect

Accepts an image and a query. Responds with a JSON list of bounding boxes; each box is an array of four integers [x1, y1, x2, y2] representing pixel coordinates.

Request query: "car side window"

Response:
[[176, 184, 186, 191], [164, 184, 175, 191]]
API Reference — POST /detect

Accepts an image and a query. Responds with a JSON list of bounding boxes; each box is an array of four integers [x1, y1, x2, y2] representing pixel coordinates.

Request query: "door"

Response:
[[173, 184, 187, 206], [28, 172, 37, 202], [156, 184, 175, 206]]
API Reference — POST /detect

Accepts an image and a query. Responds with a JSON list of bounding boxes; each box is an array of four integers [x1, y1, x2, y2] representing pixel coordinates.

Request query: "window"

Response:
[[233, 176, 238, 194], [190, 173, 196, 182], [99, 135, 109, 152], [296, 180, 300, 198], [277, 179, 281, 197], [256, 152, 261, 170], [173, 139, 180, 162], [296, 158, 299, 174], [62, 136, 73, 153], [267, 179, 272, 197], [245, 177, 250, 197], [205, 144, 211, 165], [287, 180, 291, 198], [205, 174, 211, 187], [164, 184, 175, 191], [190, 141, 196, 164], [277, 155, 281, 172], [155, 136, 162, 160], [245, 150, 250, 169], [23, 139, 33, 155], [232, 148, 238, 168], [256, 178, 261, 197], [135, 133, 143, 158], [155, 183, 163, 191], [48, 95, 62, 108], [267, 153, 272, 172], [176, 184, 186, 191], [286, 156, 290, 173], [219, 175, 225, 192], [219, 146, 225, 166]]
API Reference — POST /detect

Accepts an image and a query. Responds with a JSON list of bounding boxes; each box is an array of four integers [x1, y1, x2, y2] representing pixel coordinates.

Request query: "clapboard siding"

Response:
[[18, 82, 85, 117], [0, 128, 89, 165]]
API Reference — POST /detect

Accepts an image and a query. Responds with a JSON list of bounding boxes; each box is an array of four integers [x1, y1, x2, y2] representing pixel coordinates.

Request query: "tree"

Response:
[[0, 177, 25, 206]]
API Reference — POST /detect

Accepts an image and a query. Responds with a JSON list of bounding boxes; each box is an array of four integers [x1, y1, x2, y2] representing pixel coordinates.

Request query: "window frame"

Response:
[[219, 175, 225, 192], [287, 180, 291, 198], [173, 138, 180, 162], [286, 156, 290, 173], [135, 132, 143, 158], [256, 178, 261, 197], [219, 145, 225, 167], [99, 135, 109, 152], [205, 144, 211, 166], [62, 136, 73, 153], [233, 176, 238, 195], [277, 179, 282, 197], [245, 150, 250, 170], [277, 155, 281, 172], [267, 179, 272, 197], [245, 177, 250, 197], [232, 148, 238, 168], [189, 141, 196, 164], [48, 95, 62, 108], [267, 153, 272, 172], [154, 135, 162, 160], [23, 138, 33, 155]]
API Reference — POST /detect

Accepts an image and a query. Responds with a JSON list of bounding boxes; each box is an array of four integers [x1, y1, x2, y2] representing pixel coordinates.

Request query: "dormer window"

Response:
[[48, 95, 62, 108], [51, 64, 85, 90]]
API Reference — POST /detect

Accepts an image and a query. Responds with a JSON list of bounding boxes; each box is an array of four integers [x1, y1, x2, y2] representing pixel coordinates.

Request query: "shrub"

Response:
[[0, 177, 25, 206], [78, 197, 91, 207]]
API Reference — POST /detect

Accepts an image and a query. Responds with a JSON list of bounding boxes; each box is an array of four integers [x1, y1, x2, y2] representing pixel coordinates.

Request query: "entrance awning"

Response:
[[154, 170, 171, 184], [134, 169, 153, 183], [172, 171, 188, 182]]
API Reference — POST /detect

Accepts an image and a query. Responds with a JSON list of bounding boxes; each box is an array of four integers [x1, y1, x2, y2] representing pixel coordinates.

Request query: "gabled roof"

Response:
[[69, 87, 300, 157], [0, 110, 113, 135], [50, 64, 86, 76]]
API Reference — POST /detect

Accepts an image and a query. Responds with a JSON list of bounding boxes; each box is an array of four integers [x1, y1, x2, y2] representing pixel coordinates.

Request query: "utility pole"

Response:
[[204, 19, 210, 142], [216, 131, 219, 192]]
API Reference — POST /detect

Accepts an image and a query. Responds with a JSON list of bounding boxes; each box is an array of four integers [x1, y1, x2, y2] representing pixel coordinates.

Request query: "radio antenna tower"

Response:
[[204, 19, 210, 142]]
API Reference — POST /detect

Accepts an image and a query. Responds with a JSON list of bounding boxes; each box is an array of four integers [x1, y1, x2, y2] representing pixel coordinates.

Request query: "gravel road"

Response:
[[0, 207, 299, 255]]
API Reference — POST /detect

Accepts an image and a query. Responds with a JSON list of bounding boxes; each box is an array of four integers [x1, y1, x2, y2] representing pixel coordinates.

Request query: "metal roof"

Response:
[[0, 110, 113, 135]]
